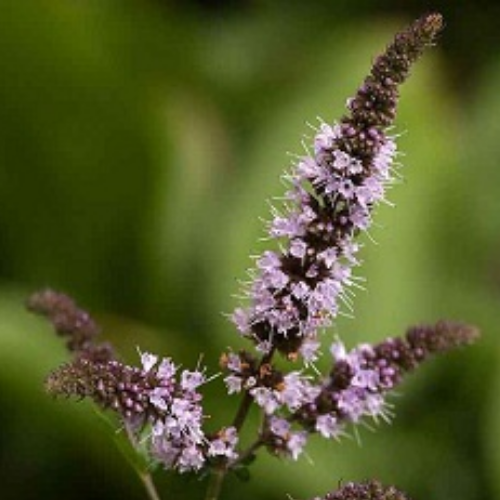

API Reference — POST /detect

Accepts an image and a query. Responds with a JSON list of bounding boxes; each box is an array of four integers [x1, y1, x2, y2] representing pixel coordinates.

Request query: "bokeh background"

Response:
[[1, 1, 499, 499]]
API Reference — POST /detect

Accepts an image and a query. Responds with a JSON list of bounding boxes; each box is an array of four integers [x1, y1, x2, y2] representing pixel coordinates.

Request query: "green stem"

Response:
[[124, 423, 164, 500], [231, 391, 254, 431], [138, 471, 163, 500], [230, 438, 264, 468], [204, 465, 226, 500]]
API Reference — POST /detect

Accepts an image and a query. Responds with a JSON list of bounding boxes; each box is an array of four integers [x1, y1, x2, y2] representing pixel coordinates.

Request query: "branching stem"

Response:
[[204, 347, 276, 500]]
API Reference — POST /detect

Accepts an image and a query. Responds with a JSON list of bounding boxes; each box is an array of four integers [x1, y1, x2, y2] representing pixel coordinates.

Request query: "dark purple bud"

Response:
[[27, 289, 114, 362]]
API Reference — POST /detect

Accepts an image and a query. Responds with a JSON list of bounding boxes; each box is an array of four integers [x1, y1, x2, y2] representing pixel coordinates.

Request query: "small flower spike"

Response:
[[306, 480, 411, 500], [30, 290, 238, 473], [27, 289, 114, 362], [289, 321, 479, 449], [226, 320, 478, 461], [231, 13, 444, 361], [46, 350, 238, 473]]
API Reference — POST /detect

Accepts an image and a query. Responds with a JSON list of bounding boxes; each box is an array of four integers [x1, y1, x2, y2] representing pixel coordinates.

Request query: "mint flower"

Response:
[[46, 349, 238, 473], [293, 321, 479, 438], [307, 480, 411, 500], [232, 13, 444, 361], [222, 321, 477, 461]]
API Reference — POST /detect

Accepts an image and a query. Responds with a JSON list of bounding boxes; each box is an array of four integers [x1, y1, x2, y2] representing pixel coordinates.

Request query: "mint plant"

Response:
[[28, 13, 478, 500]]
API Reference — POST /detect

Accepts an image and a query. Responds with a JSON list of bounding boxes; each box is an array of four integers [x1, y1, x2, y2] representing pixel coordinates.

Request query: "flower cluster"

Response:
[[232, 13, 443, 362], [46, 349, 238, 472], [292, 321, 479, 438], [307, 480, 411, 500], [221, 321, 478, 460], [33, 290, 238, 473]]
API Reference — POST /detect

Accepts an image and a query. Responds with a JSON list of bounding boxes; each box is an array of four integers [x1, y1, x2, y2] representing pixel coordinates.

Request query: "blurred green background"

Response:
[[0, 1, 499, 499]]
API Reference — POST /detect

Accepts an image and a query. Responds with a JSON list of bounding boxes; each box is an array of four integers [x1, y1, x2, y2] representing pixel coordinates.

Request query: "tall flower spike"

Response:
[[232, 14, 444, 360]]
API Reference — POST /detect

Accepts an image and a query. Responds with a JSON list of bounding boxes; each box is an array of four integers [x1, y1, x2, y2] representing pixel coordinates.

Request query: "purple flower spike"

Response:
[[27, 289, 113, 362], [306, 480, 411, 500], [232, 14, 444, 361], [45, 351, 225, 474], [294, 321, 479, 437]]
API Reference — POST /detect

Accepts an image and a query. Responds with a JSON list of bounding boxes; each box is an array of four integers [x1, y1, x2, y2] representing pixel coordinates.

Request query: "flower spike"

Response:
[[27, 289, 114, 363], [305, 480, 412, 500], [232, 13, 444, 360]]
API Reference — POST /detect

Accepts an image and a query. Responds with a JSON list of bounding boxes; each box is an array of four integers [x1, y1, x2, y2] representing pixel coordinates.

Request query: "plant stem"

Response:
[[139, 471, 163, 500], [124, 423, 164, 500], [232, 347, 276, 432], [204, 464, 226, 500], [231, 438, 264, 468], [204, 347, 277, 500], [231, 391, 254, 431]]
